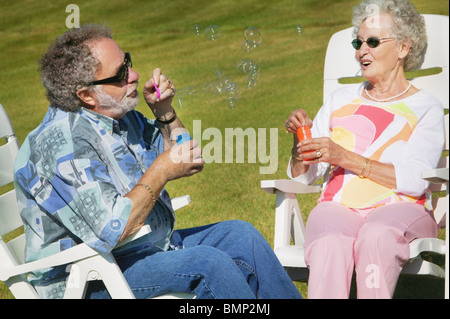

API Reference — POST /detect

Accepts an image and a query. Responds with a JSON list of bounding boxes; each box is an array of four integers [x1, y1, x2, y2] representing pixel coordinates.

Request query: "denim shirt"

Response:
[[14, 106, 176, 298]]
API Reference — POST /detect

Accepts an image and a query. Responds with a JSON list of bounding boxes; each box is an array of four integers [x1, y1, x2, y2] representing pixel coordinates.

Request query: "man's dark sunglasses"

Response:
[[351, 37, 394, 50], [89, 52, 132, 86]]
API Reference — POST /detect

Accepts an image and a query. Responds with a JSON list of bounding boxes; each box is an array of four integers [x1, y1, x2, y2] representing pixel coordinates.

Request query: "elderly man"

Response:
[[14, 25, 301, 299]]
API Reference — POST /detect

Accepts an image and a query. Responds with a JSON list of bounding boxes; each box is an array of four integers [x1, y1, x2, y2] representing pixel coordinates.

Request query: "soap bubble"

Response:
[[241, 27, 262, 52], [237, 59, 260, 89], [244, 27, 262, 46], [246, 69, 259, 89], [241, 40, 255, 53], [177, 86, 199, 96], [202, 69, 226, 95], [204, 25, 221, 41], [214, 71, 241, 109], [215, 69, 225, 79], [177, 70, 242, 109], [192, 24, 202, 36], [237, 59, 260, 73], [227, 98, 238, 109], [295, 24, 304, 36], [202, 81, 223, 95], [222, 78, 240, 99]]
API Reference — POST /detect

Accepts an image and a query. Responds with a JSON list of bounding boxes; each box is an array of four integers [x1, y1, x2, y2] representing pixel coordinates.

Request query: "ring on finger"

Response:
[[316, 150, 322, 158], [286, 120, 291, 128]]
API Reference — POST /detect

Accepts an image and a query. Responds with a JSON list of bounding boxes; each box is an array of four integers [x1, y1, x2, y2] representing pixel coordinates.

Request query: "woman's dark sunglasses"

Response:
[[89, 52, 132, 86], [351, 37, 394, 50]]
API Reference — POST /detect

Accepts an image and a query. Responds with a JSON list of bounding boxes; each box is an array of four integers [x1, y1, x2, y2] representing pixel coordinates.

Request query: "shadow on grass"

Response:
[[393, 276, 445, 299], [348, 275, 445, 299]]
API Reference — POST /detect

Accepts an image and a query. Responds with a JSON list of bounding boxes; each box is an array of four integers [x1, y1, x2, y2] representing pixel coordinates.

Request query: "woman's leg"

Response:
[[304, 202, 365, 298], [354, 202, 438, 299]]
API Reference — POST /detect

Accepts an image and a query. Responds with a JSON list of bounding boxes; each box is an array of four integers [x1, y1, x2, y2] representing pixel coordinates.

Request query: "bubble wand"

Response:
[[153, 77, 161, 99]]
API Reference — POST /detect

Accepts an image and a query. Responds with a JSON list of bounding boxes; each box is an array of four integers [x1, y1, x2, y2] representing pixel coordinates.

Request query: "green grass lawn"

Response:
[[1, 0, 448, 299]]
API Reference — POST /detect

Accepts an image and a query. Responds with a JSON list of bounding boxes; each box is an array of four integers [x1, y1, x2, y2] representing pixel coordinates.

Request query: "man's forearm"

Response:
[[120, 158, 168, 241], [157, 112, 188, 151]]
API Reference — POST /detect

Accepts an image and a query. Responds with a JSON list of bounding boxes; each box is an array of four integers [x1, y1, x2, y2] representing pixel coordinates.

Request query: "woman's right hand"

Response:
[[286, 109, 313, 177], [285, 108, 313, 134]]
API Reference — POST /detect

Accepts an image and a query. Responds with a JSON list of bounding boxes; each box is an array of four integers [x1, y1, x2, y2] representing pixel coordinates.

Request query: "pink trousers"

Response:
[[304, 201, 438, 299]]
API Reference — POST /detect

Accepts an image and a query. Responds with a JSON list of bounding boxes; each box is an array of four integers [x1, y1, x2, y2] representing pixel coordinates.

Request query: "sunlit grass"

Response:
[[1, 0, 448, 299]]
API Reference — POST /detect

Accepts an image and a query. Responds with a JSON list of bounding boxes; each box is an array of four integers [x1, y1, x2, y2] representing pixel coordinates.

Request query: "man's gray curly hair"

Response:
[[39, 24, 112, 111], [352, 0, 427, 71]]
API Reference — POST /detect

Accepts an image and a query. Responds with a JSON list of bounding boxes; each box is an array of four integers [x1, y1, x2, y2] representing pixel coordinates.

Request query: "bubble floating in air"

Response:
[[222, 79, 241, 109], [247, 69, 259, 89], [241, 27, 262, 52], [208, 70, 241, 109], [237, 59, 261, 89], [244, 27, 262, 46], [241, 40, 255, 53], [237, 59, 260, 73], [295, 24, 304, 36], [204, 25, 221, 41], [192, 24, 202, 36]]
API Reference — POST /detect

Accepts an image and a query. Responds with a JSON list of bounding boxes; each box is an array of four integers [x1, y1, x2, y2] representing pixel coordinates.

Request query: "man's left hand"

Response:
[[143, 68, 176, 118]]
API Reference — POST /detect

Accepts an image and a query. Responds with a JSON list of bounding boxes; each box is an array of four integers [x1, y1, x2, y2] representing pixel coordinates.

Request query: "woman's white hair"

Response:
[[352, 0, 427, 71]]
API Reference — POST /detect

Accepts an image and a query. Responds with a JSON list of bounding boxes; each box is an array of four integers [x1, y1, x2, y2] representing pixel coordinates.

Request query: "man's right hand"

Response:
[[157, 139, 204, 182]]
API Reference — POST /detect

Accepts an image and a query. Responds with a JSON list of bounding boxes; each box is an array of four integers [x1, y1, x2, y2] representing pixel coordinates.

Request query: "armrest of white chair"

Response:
[[261, 179, 322, 195], [261, 180, 322, 249], [0, 225, 152, 281], [409, 237, 446, 259], [0, 242, 99, 281], [114, 224, 152, 249], [422, 167, 449, 184], [171, 195, 191, 211], [111, 196, 192, 250]]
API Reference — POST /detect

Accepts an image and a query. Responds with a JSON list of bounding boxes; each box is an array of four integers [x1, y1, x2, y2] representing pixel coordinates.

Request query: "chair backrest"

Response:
[[0, 104, 38, 298], [0, 104, 22, 239], [0, 104, 23, 239], [322, 15, 449, 227], [429, 112, 449, 228]]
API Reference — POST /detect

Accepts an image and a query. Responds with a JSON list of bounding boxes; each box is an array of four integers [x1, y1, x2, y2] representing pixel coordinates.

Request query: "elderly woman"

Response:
[[285, 0, 445, 298]]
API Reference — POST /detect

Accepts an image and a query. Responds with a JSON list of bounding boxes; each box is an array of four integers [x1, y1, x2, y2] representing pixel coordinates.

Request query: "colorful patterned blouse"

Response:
[[288, 83, 445, 210]]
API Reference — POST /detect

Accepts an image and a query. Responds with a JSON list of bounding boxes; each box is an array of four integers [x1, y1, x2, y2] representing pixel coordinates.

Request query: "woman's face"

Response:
[[356, 13, 408, 83]]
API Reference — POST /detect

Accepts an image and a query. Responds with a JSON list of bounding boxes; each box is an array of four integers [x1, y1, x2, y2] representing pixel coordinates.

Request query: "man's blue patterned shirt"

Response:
[[14, 106, 175, 298]]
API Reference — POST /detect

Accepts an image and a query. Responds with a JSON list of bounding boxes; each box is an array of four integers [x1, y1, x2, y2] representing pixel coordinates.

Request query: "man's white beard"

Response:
[[94, 85, 139, 117]]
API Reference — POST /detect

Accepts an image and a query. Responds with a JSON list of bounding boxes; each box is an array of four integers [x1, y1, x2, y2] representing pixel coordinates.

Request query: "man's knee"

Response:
[[190, 246, 236, 271], [217, 220, 261, 238]]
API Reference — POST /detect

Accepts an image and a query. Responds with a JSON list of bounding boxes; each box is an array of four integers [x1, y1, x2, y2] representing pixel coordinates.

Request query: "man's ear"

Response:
[[76, 87, 97, 109]]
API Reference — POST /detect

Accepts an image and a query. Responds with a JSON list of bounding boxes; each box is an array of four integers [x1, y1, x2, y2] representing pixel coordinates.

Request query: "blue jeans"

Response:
[[86, 220, 301, 299]]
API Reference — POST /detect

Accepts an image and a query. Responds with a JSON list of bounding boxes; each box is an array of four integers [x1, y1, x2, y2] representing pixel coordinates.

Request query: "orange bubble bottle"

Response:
[[296, 126, 314, 156]]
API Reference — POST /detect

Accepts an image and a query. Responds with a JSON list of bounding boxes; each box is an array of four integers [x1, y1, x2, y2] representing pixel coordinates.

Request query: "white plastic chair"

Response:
[[0, 103, 194, 299], [261, 14, 449, 298]]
